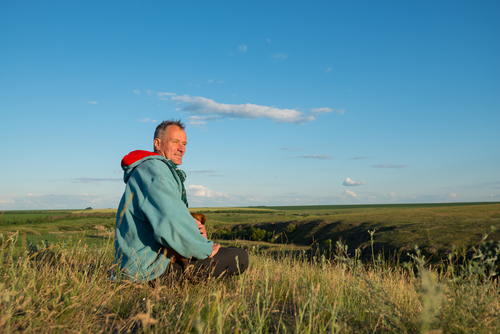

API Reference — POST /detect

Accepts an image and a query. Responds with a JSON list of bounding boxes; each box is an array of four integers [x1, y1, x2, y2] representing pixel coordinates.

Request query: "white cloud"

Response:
[[325, 67, 332, 73], [0, 198, 15, 204], [311, 107, 333, 113], [238, 45, 247, 52], [133, 90, 140, 94], [171, 95, 315, 124], [449, 193, 458, 198], [186, 185, 228, 198], [88, 101, 98, 104], [145, 90, 154, 95], [336, 109, 345, 115], [157, 92, 176, 101], [207, 79, 214, 83], [138, 118, 157, 123], [342, 177, 366, 186], [187, 115, 219, 126], [342, 190, 358, 199], [271, 53, 288, 60]]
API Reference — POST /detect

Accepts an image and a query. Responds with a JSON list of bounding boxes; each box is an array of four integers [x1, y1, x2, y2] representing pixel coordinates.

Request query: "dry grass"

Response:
[[0, 232, 499, 333]]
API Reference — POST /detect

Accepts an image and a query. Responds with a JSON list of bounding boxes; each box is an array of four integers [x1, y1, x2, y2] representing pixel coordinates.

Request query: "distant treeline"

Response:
[[0, 212, 116, 226], [197, 210, 276, 214], [1, 211, 74, 215]]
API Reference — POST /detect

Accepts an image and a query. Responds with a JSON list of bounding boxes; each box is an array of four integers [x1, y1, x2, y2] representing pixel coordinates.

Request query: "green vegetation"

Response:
[[201, 203, 500, 263], [1, 203, 499, 264], [0, 228, 498, 332], [0, 210, 116, 237]]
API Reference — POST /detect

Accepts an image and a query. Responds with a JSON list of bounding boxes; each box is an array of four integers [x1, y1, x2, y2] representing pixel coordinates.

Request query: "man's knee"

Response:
[[231, 247, 249, 273], [219, 247, 248, 274]]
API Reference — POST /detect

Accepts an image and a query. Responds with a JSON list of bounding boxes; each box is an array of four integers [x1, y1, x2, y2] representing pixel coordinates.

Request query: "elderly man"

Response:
[[114, 119, 248, 284]]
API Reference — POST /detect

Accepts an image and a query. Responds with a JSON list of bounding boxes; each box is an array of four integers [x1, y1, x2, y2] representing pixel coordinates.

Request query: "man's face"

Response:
[[154, 125, 187, 165]]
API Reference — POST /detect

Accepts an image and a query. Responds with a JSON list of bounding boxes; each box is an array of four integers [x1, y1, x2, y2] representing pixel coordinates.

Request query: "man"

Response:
[[114, 119, 248, 284]]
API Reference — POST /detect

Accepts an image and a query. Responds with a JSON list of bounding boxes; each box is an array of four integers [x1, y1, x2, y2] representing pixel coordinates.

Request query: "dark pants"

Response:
[[150, 247, 249, 286]]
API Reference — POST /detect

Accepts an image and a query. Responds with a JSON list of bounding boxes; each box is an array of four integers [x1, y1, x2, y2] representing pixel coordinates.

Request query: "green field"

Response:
[[1, 202, 499, 262]]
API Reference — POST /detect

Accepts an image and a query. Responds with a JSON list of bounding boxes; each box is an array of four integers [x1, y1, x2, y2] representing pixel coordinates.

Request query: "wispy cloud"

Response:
[[311, 107, 332, 113], [187, 170, 218, 176], [0, 193, 115, 210], [145, 90, 154, 95], [187, 115, 219, 126], [460, 181, 500, 189], [342, 190, 358, 199], [271, 53, 288, 60], [342, 177, 366, 186], [0, 198, 15, 204], [280, 147, 305, 152], [186, 185, 228, 198], [310, 107, 344, 115], [138, 118, 157, 123], [88, 101, 98, 104], [71, 178, 121, 185], [350, 156, 373, 160], [133, 90, 140, 94], [238, 45, 247, 52], [372, 164, 408, 169], [171, 95, 315, 124], [156, 92, 176, 100], [325, 67, 332, 73], [292, 155, 332, 160]]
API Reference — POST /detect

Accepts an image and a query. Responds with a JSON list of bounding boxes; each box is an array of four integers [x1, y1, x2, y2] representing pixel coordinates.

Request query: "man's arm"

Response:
[[191, 213, 220, 257], [139, 160, 214, 260]]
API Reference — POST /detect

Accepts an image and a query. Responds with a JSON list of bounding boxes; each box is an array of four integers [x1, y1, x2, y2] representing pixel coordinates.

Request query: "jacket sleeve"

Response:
[[138, 160, 213, 260]]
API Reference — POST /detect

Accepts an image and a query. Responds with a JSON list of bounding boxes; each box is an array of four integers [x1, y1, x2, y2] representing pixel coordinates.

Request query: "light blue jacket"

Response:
[[114, 150, 213, 282]]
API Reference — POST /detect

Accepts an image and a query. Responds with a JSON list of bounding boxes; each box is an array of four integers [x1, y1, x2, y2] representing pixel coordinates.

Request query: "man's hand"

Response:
[[210, 243, 220, 258], [195, 218, 208, 239]]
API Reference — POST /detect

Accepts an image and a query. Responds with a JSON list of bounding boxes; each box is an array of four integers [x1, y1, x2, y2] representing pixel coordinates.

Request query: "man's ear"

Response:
[[153, 138, 161, 152]]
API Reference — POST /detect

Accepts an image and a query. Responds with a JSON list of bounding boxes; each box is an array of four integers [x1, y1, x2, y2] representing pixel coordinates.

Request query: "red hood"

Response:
[[121, 150, 160, 168]]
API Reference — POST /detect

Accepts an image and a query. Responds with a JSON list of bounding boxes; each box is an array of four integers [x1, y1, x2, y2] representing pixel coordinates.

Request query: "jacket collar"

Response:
[[121, 150, 160, 168]]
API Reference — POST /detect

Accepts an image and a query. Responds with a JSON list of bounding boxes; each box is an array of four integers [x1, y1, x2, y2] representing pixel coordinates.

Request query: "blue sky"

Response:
[[1, 0, 499, 209]]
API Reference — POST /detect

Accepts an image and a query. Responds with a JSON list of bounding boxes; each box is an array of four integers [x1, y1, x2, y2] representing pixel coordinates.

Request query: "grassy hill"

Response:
[[1, 202, 499, 262], [0, 203, 499, 332]]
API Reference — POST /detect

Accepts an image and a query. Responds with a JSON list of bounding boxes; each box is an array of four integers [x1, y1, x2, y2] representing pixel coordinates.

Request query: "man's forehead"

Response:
[[166, 126, 187, 140]]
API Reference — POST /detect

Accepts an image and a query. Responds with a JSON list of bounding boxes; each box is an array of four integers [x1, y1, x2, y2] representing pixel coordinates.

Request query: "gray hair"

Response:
[[154, 119, 185, 140]]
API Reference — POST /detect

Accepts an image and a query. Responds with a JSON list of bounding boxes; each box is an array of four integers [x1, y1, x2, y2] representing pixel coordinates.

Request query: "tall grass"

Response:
[[0, 232, 498, 333]]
